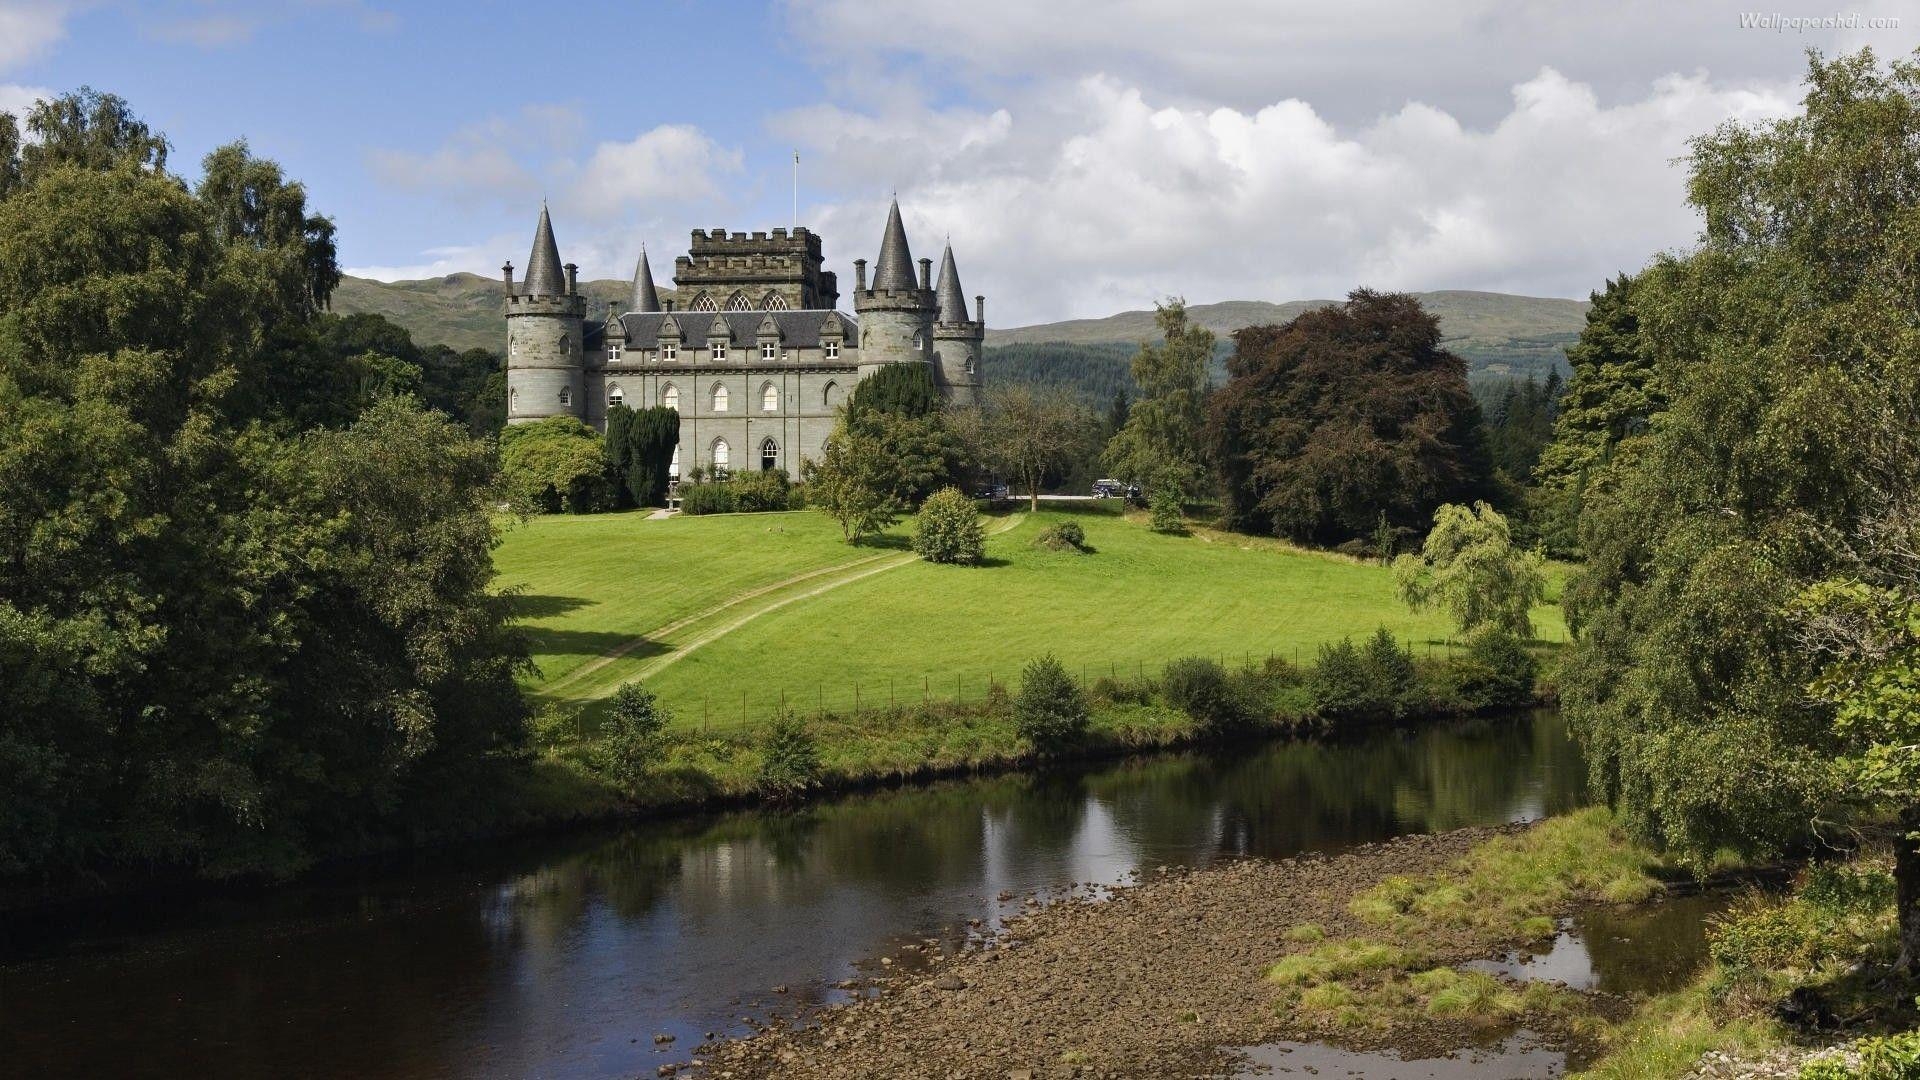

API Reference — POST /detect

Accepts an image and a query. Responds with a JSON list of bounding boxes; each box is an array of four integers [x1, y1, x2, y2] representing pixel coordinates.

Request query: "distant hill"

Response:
[[334, 276, 1590, 400]]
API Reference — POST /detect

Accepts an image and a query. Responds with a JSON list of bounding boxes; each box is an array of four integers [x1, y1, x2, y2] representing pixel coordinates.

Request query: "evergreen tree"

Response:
[[625, 406, 680, 507], [1102, 299, 1212, 495]]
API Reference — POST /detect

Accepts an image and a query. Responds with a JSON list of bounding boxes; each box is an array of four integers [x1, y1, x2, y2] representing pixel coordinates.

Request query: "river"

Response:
[[2, 711, 1594, 1078]]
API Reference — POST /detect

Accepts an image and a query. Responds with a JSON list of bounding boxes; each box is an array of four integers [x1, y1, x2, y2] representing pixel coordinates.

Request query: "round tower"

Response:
[[505, 205, 586, 425], [852, 198, 935, 382], [931, 242, 984, 407]]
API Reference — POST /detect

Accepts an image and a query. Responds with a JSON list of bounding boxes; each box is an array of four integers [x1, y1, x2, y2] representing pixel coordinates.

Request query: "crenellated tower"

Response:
[[931, 241, 984, 407], [851, 198, 935, 381], [504, 204, 586, 425]]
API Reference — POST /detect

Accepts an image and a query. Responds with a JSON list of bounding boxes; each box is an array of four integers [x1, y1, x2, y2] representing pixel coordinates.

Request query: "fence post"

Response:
[[703, 695, 710, 736], [923, 674, 930, 703], [957, 673, 963, 703], [741, 690, 747, 726], [890, 678, 895, 708]]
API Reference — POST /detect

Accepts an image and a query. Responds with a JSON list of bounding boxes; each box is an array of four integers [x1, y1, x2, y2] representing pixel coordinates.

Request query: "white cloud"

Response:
[[0, 82, 50, 117], [345, 240, 507, 282], [572, 125, 744, 218], [367, 105, 583, 204], [795, 68, 1795, 326], [0, 2, 67, 73]]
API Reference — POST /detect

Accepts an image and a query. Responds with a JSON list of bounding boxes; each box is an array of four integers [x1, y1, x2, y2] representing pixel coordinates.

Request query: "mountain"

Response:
[[332, 276, 1590, 401]]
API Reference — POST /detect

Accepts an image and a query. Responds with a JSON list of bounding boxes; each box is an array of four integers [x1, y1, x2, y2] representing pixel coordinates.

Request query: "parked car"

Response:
[[1092, 478, 1140, 499], [971, 482, 1010, 501]]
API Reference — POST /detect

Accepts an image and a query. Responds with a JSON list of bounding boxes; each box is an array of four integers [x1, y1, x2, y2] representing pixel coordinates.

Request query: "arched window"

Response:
[[661, 383, 679, 411], [690, 293, 717, 312], [560, 334, 571, 354], [761, 292, 788, 311], [912, 333, 922, 350], [711, 383, 729, 412], [761, 382, 779, 412], [725, 291, 753, 311], [823, 380, 838, 406], [760, 437, 778, 471], [510, 388, 518, 411], [712, 438, 730, 472], [558, 386, 571, 407], [608, 384, 624, 408], [669, 445, 680, 477], [965, 354, 975, 374]]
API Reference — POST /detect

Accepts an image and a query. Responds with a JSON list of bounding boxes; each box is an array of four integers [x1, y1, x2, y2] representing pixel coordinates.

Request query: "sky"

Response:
[[1, 0, 1916, 327]]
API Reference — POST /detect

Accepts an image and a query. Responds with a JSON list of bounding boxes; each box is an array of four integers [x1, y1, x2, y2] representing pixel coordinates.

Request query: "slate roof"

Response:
[[610, 309, 857, 349], [935, 243, 968, 322], [871, 198, 917, 291], [631, 249, 661, 312], [522, 205, 565, 297]]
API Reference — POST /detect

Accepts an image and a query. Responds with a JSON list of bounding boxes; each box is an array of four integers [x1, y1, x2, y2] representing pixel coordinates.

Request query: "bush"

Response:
[[786, 485, 808, 511], [913, 486, 986, 564], [1801, 1032, 1920, 1080], [755, 711, 821, 799], [678, 480, 736, 516], [1149, 486, 1185, 534], [1446, 628, 1540, 711], [1034, 520, 1087, 552], [593, 683, 669, 792], [731, 468, 791, 512], [1162, 656, 1256, 736], [1309, 629, 1421, 721], [1090, 675, 1153, 706], [1016, 654, 1089, 753]]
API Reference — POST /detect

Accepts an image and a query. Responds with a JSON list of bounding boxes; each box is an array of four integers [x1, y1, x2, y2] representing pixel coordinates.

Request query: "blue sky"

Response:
[[3, 1, 1917, 325]]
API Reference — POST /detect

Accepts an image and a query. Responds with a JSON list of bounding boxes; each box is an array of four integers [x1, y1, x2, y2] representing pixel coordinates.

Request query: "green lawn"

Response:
[[495, 502, 1567, 726]]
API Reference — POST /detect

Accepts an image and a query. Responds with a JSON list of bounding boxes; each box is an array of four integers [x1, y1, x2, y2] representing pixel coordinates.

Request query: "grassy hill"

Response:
[[335, 276, 1588, 383], [495, 502, 1566, 725]]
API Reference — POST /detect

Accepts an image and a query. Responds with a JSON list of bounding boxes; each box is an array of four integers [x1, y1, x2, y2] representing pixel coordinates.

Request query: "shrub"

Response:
[[1090, 675, 1153, 707], [731, 468, 791, 512], [786, 485, 808, 511], [1016, 654, 1089, 753], [1034, 519, 1087, 552], [755, 711, 821, 799], [1162, 656, 1256, 736], [1801, 1032, 1920, 1080], [913, 486, 986, 564], [678, 480, 736, 516], [1445, 628, 1540, 711], [593, 683, 669, 792], [1309, 638, 1377, 719], [1363, 628, 1419, 713], [1149, 486, 1185, 533]]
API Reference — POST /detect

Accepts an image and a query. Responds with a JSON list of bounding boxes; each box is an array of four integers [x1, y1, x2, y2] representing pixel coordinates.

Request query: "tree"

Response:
[[603, 403, 637, 508], [1211, 290, 1496, 546], [1015, 654, 1088, 753], [498, 417, 609, 513], [848, 361, 941, 421], [963, 384, 1093, 511], [595, 683, 669, 792], [1556, 48, 1920, 968], [625, 406, 680, 507], [913, 486, 985, 564], [1393, 502, 1547, 638], [1102, 299, 1212, 495], [807, 418, 902, 542]]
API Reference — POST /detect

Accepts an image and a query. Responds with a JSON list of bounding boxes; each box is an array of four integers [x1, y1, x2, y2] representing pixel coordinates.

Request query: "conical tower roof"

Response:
[[631, 247, 661, 312], [935, 242, 968, 322], [871, 197, 918, 291], [523, 204, 565, 297]]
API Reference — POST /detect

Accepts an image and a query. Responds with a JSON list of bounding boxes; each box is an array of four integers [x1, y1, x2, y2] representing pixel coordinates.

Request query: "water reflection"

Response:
[[1, 710, 1585, 1079]]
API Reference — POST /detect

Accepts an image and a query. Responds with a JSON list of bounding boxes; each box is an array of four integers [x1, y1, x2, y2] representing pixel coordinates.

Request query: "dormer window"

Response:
[[761, 341, 777, 360], [661, 343, 676, 361], [824, 341, 839, 360], [607, 343, 621, 362], [713, 342, 728, 361]]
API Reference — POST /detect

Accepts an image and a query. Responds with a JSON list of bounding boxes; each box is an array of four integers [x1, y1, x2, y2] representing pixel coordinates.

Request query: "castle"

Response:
[[502, 200, 984, 480]]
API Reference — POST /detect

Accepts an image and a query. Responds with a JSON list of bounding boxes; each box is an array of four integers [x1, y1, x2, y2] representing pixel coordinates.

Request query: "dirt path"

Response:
[[683, 825, 1516, 1079]]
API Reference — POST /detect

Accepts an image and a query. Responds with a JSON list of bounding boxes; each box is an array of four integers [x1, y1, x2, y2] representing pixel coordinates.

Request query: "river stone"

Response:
[[932, 974, 966, 991]]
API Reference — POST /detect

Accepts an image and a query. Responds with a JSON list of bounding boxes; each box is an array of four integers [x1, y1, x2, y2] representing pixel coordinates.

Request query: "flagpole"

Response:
[[792, 150, 799, 229]]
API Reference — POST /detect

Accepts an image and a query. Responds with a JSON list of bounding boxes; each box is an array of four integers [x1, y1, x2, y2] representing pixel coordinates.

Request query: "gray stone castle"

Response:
[[502, 199, 984, 479]]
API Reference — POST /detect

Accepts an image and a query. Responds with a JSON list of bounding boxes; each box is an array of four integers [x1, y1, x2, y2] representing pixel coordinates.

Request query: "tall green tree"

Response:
[[1558, 48, 1920, 966], [962, 384, 1094, 511], [1393, 502, 1546, 639], [1102, 299, 1212, 495], [626, 405, 680, 507], [807, 418, 902, 542]]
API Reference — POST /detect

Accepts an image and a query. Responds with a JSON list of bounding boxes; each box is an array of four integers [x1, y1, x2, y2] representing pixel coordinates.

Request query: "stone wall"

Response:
[[505, 296, 585, 424]]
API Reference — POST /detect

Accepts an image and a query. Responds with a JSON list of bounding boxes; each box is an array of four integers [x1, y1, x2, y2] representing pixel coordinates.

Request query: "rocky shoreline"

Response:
[[677, 824, 1557, 1079]]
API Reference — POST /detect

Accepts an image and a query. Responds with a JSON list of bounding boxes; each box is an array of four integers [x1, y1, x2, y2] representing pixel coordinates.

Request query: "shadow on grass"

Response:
[[854, 533, 912, 551], [509, 593, 596, 619], [527, 628, 667, 663]]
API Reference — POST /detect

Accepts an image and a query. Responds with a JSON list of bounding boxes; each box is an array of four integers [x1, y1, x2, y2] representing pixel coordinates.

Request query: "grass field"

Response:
[[496, 503, 1567, 728]]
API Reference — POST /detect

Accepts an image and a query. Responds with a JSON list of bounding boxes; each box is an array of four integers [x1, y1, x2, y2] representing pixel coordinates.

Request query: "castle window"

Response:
[[661, 343, 676, 361], [510, 388, 518, 411], [560, 334, 571, 354], [761, 382, 779, 412], [690, 293, 717, 312], [712, 438, 730, 472], [760, 437, 778, 471], [966, 355, 975, 374], [823, 340, 839, 360], [510, 339, 518, 357], [608, 385, 623, 408], [725, 291, 753, 311], [711, 384, 729, 412], [823, 380, 838, 406], [712, 342, 728, 361], [761, 292, 788, 311], [761, 341, 777, 360], [608, 343, 621, 362], [912, 333, 922, 350], [559, 387, 571, 407], [662, 384, 679, 411]]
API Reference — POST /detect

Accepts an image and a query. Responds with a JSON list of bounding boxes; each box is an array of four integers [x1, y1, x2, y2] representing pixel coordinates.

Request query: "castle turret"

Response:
[[852, 198, 935, 381], [631, 247, 661, 313], [505, 204, 587, 425], [932, 242, 984, 407]]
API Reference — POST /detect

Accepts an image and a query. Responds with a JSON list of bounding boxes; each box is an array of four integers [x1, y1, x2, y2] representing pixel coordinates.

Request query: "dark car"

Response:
[[972, 482, 1010, 501], [1091, 479, 1139, 500]]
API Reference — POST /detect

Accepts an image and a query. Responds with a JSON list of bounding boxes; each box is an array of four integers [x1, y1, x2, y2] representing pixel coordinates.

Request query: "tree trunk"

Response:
[[1028, 471, 1039, 513], [1898, 806, 1920, 975]]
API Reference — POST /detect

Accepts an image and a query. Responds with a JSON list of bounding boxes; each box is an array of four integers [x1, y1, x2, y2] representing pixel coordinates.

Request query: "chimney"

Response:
[[918, 258, 932, 290], [502, 261, 515, 295], [563, 263, 579, 295], [975, 295, 985, 324], [664, 299, 675, 312], [854, 258, 868, 291]]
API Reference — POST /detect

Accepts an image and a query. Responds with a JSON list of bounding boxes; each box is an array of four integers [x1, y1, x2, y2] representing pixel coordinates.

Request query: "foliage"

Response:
[[592, 684, 669, 792], [961, 384, 1096, 511], [676, 479, 736, 516], [1556, 50, 1920, 967], [1161, 656, 1256, 735], [983, 340, 1142, 407], [754, 711, 821, 799], [913, 486, 986, 564], [1308, 630, 1420, 722], [730, 467, 792, 512], [1800, 1033, 1920, 1080], [1476, 370, 1562, 493], [625, 406, 680, 507], [807, 417, 903, 541], [1393, 502, 1547, 638], [1148, 482, 1185, 534], [1015, 654, 1089, 753], [1440, 629, 1541, 712], [0, 91, 531, 879], [1102, 299, 1213, 495], [1211, 289, 1496, 546], [848, 360, 941, 420], [498, 416, 610, 513], [1034, 519, 1087, 552]]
